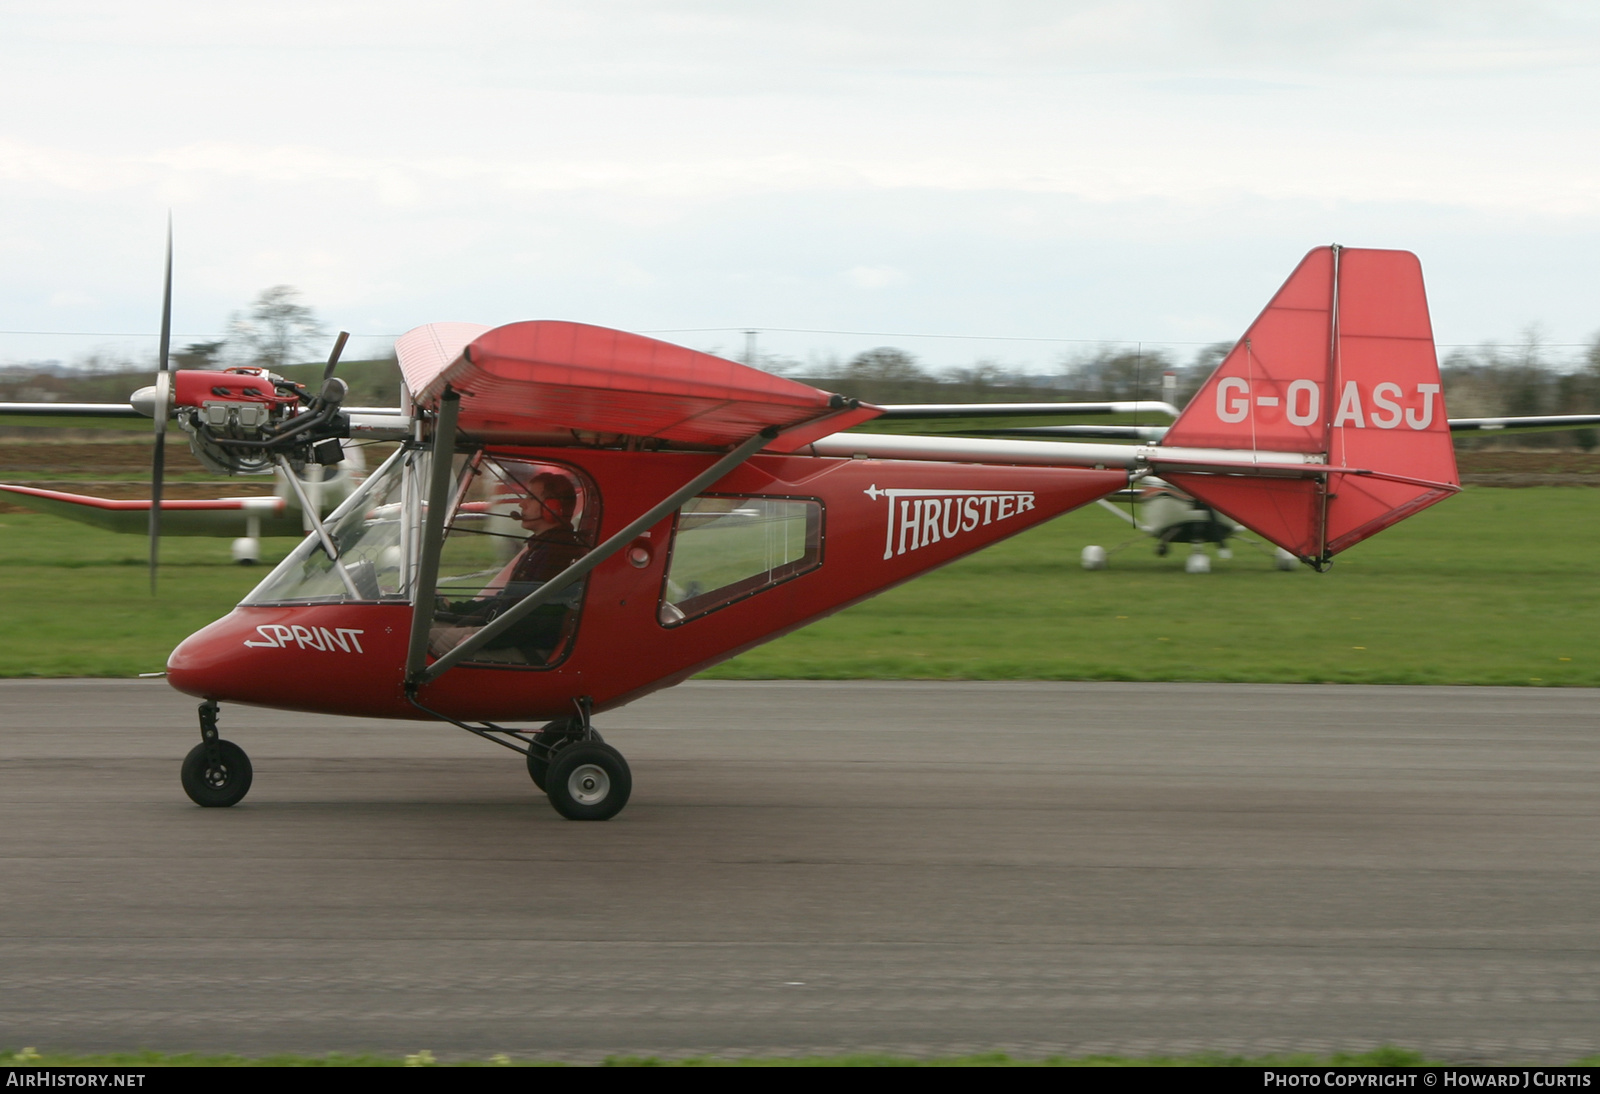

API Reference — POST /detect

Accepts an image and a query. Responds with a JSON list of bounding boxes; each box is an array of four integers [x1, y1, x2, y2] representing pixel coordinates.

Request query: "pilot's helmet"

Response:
[[493, 463, 579, 522]]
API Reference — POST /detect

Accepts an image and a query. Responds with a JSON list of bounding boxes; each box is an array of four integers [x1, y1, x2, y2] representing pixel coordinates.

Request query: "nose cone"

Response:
[[166, 611, 255, 700], [166, 603, 414, 719], [129, 385, 164, 419]]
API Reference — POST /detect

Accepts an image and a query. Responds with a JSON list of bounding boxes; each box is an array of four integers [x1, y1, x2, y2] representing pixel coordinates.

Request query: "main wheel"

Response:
[[525, 718, 603, 791], [180, 739, 253, 807], [545, 742, 631, 821]]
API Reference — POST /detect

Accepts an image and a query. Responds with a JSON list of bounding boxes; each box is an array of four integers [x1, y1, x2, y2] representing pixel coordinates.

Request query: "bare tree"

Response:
[[1057, 346, 1176, 402], [843, 347, 927, 384], [808, 347, 939, 403], [174, 341, 226, 369], [226, 286, 327, 370]]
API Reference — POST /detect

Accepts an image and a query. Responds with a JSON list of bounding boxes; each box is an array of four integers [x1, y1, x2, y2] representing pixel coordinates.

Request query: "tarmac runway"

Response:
[[1, 678, 1597, 1063]]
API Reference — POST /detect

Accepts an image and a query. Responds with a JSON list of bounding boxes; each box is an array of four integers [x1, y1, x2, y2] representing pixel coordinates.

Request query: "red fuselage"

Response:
[[168, 448, 1125, 722]]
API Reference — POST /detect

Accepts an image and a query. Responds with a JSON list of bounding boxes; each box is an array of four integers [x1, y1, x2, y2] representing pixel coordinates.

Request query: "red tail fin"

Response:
[[1158, 246, 1458, 564]]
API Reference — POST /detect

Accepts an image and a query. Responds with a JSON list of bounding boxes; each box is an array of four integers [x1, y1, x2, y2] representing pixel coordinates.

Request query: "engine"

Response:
[[138, 368, 351, 476]]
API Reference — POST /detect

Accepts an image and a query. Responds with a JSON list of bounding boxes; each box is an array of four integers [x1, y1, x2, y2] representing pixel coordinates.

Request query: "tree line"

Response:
[[790, 335, 1600, 447], [5, 288, 1598, 447]]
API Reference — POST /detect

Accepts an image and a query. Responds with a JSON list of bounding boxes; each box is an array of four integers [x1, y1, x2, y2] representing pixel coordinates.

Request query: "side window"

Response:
[[658, 496, 822, 626], [428, 454, 600, 668]]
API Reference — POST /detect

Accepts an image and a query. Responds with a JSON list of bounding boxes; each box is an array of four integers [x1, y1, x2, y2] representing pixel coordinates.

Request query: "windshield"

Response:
[[242, 446, 415, 605]]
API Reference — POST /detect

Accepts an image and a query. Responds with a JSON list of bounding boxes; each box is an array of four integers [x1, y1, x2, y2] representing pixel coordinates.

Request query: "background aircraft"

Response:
[[942, 402, 1600, 572], [0, 327, 403, 563], [0, 444, 366, 564]]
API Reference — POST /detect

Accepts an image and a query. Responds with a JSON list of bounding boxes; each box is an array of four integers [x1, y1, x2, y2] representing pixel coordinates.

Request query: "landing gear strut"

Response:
[[410, 694, 633, 820], [524, 716, 603, 791], [179, 700, 253, 807]]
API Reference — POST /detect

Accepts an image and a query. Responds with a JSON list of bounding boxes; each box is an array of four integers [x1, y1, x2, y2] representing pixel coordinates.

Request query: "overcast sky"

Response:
[[2, 1, 1597, 373]]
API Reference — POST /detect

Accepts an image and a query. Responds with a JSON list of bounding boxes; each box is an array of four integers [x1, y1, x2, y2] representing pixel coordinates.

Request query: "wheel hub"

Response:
[[567, 763, 610, 805]]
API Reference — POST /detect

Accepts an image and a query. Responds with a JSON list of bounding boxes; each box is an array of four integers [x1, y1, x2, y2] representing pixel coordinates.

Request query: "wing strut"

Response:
[[274, 454, 363, 600], [403, 388, 463, 685], [407, 422, 781, 691]]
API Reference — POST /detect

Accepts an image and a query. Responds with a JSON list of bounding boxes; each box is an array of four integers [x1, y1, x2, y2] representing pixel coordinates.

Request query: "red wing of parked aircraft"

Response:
[[0, 439, 376, 561], [0, 485, 295, 537]]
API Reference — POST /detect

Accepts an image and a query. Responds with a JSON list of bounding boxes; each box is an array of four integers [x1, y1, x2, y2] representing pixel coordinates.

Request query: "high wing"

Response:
[[398, 320, 882, 450]]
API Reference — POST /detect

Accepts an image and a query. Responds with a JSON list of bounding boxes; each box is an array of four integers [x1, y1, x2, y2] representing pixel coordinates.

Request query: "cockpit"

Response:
[[243, 446, 599, 668]]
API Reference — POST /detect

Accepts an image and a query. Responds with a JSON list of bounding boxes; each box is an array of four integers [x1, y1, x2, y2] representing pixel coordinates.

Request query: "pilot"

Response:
[[430, 468, 588, 662], [503, 471, 586, 585]]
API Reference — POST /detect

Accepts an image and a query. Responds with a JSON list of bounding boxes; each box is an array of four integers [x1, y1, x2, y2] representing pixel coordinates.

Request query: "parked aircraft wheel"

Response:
[[180, 739, 253, 808], [545, 742, 631, 821], [526, 719, 603, 790]]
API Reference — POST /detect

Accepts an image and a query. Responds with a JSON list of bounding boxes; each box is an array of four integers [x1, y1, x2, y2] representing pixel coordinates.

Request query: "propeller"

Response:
[[307, 331, 351, 492], [324, 330, 349, 382], [149, 217, 173, 594]]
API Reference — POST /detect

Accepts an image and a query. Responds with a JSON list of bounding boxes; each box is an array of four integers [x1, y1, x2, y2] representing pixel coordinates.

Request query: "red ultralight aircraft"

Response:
[[154, 245, 1457, 820]]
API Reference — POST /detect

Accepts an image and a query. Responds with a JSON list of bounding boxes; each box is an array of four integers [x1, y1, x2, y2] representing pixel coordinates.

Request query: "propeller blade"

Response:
[[149, 217, 172, 594], [323, 331, 350, 382]]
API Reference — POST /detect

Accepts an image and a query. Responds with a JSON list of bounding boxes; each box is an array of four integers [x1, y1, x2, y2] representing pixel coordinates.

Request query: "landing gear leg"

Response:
[[180, 699, 253, 808], [410, 695, 632, 820], [542, 697, 631, 821], [525, 716, 603, 791]]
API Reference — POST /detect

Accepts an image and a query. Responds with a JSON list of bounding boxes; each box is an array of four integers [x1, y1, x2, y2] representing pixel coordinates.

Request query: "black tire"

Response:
[[545, 742, 631, 821], [180, 739, 253, 807], [526, 719, 601, 791]]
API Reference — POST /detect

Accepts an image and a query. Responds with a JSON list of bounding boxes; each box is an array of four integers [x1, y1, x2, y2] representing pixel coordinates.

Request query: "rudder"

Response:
[[1156, 246, 1458, 565]]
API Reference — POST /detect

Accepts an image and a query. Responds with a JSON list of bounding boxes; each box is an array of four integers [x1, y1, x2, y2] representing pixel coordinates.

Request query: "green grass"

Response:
[[0, 1046, 1466, 1066], [0, 487, 1594, 682], [703, 486, 1600, 685], [0, 520, 300, 676]]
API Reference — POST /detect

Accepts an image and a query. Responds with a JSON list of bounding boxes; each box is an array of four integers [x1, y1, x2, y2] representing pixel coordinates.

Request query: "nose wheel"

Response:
[[180, 739, 253, 807], [180, 701, 253, 807]]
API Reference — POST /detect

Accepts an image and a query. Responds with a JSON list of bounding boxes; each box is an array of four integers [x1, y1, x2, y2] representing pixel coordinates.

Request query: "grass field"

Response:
[[0, 486, 1593, 682]]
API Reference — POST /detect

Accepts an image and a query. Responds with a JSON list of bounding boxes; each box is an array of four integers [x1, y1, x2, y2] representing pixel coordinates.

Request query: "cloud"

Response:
[[844, 266, 908, 289], [1, 1, 1598, 360]]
